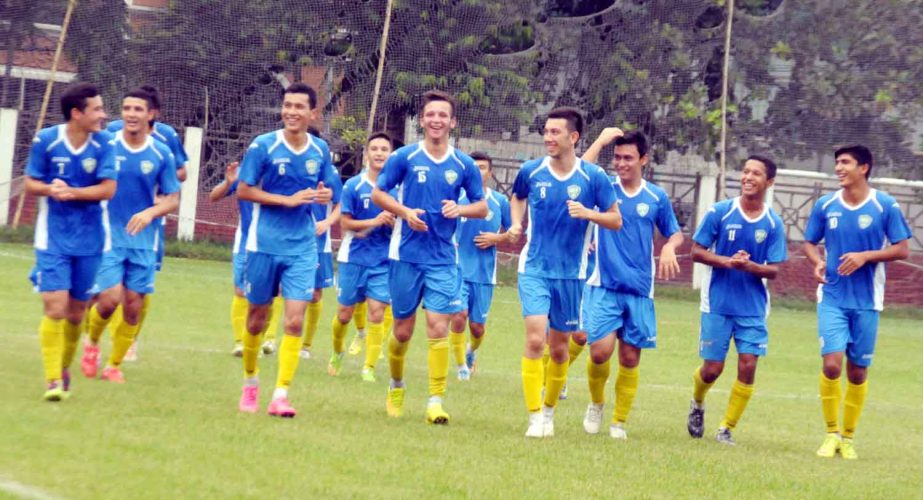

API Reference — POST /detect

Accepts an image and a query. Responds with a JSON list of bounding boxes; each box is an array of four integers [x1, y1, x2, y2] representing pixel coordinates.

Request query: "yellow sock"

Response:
[[331, 315, 348, 354], [39, 316, 65, 383], [427, 337, 449, 398], [470, 332, 484, 351], [388, 335, 409, 381], [107, 305, 124, 340], [383, 305, 393, 336], [693, 366, 715, 404], [842, 380, 868, 439], [302, 300, 322, 348], [587, 358, 610, 404], [137, 294, 151, 332], [450, 330, 466, 366], [262, 296, 282, 342], [614, 364, 640, 424], [521, 356, 544, 413], [542, 343, 551, 386], [87, 305, 111, 344], [230, 295, 248, 344], [275, 334, 301, 389], [568, 336, 585, 365], [61, 320, 82, 369], [108, 318, 141, 367], [353, 301, 367, 331], [543, 358, 570, 408], [242, 332, 261, 378], [719, 380, 754, 430], [819, 373, 842, 434], [364, 321, 384, 370]]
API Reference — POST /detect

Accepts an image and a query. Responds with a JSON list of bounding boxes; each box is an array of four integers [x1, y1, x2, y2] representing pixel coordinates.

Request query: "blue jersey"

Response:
[[26, 124, 118, 256], [338, 173, 394, 267], [457, 189, 511, 284], [108, 120, 189, 168], [377, 143, 484, 265], [587, 178, 680, 297], [239, 130, 338, 256], [106, 133, 180, 251], [694, 197, 787, 317], [512, 157, 616, 279], [804, 189, 912, 311], [311, 163, 343, 255], [225, 181, 253, 255]]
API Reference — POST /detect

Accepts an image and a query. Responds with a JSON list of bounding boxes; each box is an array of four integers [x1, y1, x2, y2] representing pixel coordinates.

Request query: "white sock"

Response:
[[428, 396, 443, 406], [245, 376, 259, 386], [272, 387, 287, 400]]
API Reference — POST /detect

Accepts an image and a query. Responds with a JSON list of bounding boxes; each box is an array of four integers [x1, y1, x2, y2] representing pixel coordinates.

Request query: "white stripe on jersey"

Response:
[[246, 204, 261, 252], [577, 220, 593, 280], [34, 197, 49, 250], [338, 231, 354, 263], [874, 239, 887, 310], [699, 244, 715, 313], [388, 183, 404, 261], [586, 226, 601, 287], [101, 200, 112, 253], [518, 205, 533, 273], [232, 216, 243, 254]]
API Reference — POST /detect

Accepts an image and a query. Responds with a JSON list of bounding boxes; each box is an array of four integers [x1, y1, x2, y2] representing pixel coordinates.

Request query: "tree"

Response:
[[0, 0, 66, 108]]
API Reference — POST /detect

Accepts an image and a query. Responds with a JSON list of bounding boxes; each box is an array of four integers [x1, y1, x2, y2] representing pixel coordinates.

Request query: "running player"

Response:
[[510, 107, 621, 438], [803, 145, 911, 459], [686, 155, 787, 445], [580, 129, 683, 439], [24, 82, 117, 400], [372, 90, 487, 424]]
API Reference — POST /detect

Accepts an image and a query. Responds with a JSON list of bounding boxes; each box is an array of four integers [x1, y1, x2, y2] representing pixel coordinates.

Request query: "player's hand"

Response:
[[727, 250, 750, 270], [507, 223, 523, 242], [285, 191, 313, 207], [126, 211, 154, 236], [567, 200, 592, 220], [375, 211, 396, 227], [474, 231, 498, 249], [441, 200, 461, 219], [49, 178, 75, 201], [657, 245, 681, 280], [225, 161, 239, 183], [597, 127, 625, 145], [403, 207, 427, 231], [837, 252, 867, 276], [315, 219, 330, 236], [313, 182, 333, 204], [812, 262, 828, 284]]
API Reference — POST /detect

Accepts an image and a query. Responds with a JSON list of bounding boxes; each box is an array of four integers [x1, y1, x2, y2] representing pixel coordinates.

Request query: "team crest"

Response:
[[81, 158, 97, 173], [636, 203, 650, 217], [858, 214, 873, 229], [567, 185, 581, 200], [754, 229, 767, 243], [306, 159, 319, 175], [444, 170, 458, 185], [140, 160, 155, 175]]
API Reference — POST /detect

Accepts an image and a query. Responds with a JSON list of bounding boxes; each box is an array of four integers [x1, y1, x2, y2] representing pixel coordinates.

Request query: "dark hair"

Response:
[[283, 82, 318, 109], [834, 145, 873, 179], [613, 130, 648, 158], [307, 126, 321, 138], [470, 151, 493, 169], [60, 82, 100, 121], [124, 87, 154, 110], [547, 106, 584, 139], [421, 90, 456, 117], [139, 85, 161, 110], [367, 131, 394, 148], [747, 154, 777, 180]]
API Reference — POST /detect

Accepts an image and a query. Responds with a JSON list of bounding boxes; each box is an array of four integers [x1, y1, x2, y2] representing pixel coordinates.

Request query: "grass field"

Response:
[[1, 242, 922, 499]]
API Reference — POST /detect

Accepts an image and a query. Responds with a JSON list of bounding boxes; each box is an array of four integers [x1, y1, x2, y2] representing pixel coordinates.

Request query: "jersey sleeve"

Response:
[[592, 167, 617, 211], [803, 199, 826, 244], [340, 181, 356, 216], [320, 147, 343, 203], [461, 158, 484, 202], [158, 152, 181, 195], [656, 194, 681, 238], [692, 206, 720, 248], [25, 134, 49, 179], [885, 199, 912, 244], [500, 195, 512, 230], [238, 140, 267, 186], [766, 215, 788, 264], [94, 134, 118, 181], [167, 127, 189, 166], [511, 163, 531, 200], [377, 151, 405, 191]]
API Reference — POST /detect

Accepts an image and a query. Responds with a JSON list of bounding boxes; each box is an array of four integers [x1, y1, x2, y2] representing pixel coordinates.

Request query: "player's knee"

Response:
[[549, 344, 568, 364], [701, 362, 723, 383], [845, 363, 867, 385], [336, 306, 353, 324], [589, 348, 611, 365], [284, 315, 304, 335], [572, 331, 587, 346], [469, 323, 485, 338], [524, 335, 545, 355], [822, 359, 842, 379]]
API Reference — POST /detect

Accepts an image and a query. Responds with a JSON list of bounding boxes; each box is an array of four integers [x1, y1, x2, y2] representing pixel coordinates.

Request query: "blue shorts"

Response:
[[315, 252, 334, 289], [518, 274, 582, 332], [337, 261, 390, 306], [389, 260, 463, 319], [94, 247, 158, 295], [460, 280, 494, 325], [582, 286, 656, 348], [232, 252, 246, 291], [155, 220, 166, 272], [699, 312, 768, 361], [30, 251, 101, 301], [244, 251, 316, 305], [817, 302, 879, 367]]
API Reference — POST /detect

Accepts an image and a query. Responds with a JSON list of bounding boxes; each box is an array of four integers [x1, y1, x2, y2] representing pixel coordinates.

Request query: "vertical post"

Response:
[[716, 0, 735, 201], [177, 126, 203, 241], [692, 162, 719, 290], [0, 108, 17, 225]]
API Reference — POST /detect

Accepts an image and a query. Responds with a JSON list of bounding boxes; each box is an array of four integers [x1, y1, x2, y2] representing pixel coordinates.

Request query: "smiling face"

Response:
[[419, 99, 456, 142], [366, 137, 393, 174], [474, 159, 492, 187], [73, 95, 107, 133], [121, 97, 153, 135], [612, 143, 647, 184], [280, 92, 313, 134], [543, 118, 577, 159], [740, 158, 773, 198], [834, 153, 869, 189]]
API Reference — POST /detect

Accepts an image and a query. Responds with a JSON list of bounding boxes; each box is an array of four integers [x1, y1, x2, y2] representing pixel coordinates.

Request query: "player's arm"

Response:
[[657, 231, 684, 280], [239, 182, 319, 208], [691, 242, 734, 269], [340, 211, 395, 233], [127, 192, 179, 236], [315, 203, 341, 236], [508, 195, 527, 243], [176, 166, 188, 183], [60, 179, 117, 202], [208, 161, 239, 202], [837, 239, 909, 276], [371, 187, 427, 232], [802, 241, 827, 283], [568, 200, 622, 230], [443, 198, 487, 219], [581, 127, 624, 164]]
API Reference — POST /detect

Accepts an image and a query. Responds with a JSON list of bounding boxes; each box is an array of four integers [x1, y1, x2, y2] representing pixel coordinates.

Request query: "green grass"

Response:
[[1, 242, 922, 498]]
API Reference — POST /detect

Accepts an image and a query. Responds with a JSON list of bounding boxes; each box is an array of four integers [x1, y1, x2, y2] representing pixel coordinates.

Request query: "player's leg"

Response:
[[610, 294, 655, 439], [32, 251, 75, 400], [304, 253, 333, 356], [102, 251, 157, 382], [361, 264, 391, 381], [518, 273, 553, 437], [581, 286, 619, 434], [688, 312, 731, 438], [237, 251, 277, 413], [838, 309, 877, 459], [419, 263, 464, 424], [267, 254, 314, 417], [715, 317, 766, 445], [347, 300, 367, 356], [82, 250, 124, 376], [450, 308, 470, 381], [385, 260, 424, 417], [816, 302, 849, 457], [230, 252, 248, 356], [464, 282, 493, 376], [59, 254, 99, 395], [331, 262, 362, 374]]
